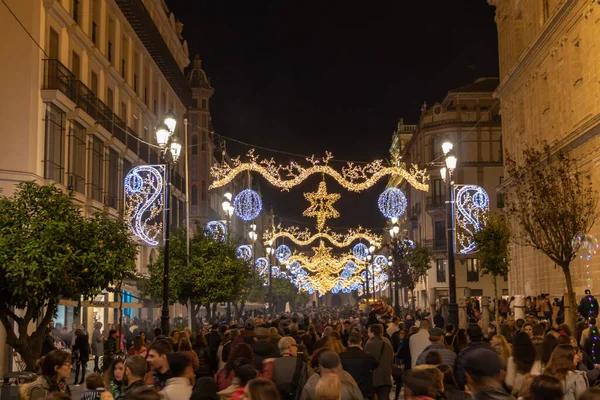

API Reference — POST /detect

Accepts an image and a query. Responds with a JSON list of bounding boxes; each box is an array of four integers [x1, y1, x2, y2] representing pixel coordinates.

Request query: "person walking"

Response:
[[91, 322, 104, 373], [364, 324, 393, 400], [339, 331, 379, 399], [415, 328, 457, 369], [267, 336, 308, 400], [73, 328, 91, 385]]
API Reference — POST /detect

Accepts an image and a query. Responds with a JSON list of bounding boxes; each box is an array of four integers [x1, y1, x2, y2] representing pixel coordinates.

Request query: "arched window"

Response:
[[191, 184, 198, 205], [191, 134, 198, 155], [201, 180, 206, 201]]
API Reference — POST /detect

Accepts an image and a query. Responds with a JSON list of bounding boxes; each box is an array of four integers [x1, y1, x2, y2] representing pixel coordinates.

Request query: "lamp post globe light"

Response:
[[265, 244, 274, 310], [222, 192, 234, 238], [441, 141, 458, 327], [155, 111, 182, 335]]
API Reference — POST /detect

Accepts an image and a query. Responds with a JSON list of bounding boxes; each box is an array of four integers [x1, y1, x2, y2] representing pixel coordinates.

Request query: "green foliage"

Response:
[[391, 239, 433, 292], [270, 276, 298, 308], [139, 223, 252, 306], [473, 213, 510, 280], [0, 182, 139, 370]]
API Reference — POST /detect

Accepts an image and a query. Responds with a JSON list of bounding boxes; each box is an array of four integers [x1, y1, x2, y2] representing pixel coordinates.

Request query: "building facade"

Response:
[[392, 78, 507, 311], [489, 0, 600, 297], [0, 0, 193, 372]]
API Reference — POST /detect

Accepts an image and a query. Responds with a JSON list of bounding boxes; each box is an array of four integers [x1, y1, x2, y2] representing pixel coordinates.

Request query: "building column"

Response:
[[513, 295, 525, 321], [80, 0, 91, 36], [98, 0, 107, 54], [458, 297, 468, 329], [481, 296, 490, 333]]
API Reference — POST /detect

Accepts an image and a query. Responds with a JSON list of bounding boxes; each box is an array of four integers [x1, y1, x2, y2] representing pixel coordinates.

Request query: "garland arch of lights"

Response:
[[210, 149, 429, 192], [124, 165, 165, 246], [264, 225, 381, 248], [454, 184, 489, 254]]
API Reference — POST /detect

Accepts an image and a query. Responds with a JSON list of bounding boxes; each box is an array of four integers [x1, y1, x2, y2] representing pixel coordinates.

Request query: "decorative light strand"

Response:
[[209, 149, 429, 192], [455, 184, 489, 254], [303, 181, 340, 231], [264, 225, 381, 248]]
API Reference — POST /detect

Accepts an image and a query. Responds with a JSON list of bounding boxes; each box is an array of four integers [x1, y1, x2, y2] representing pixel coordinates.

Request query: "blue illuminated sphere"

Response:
[[276, 244, 292, 262], [374, 255, 388, 266], [205, 221, 227, 242], [378, 187, 407, 218], [353, 243, 369, 261], [236, 245, 253, 261], [233, 189, 262, 221]]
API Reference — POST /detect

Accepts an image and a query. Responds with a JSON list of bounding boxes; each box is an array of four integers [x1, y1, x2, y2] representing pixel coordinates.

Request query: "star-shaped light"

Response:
[[303, 181, 340, 231]]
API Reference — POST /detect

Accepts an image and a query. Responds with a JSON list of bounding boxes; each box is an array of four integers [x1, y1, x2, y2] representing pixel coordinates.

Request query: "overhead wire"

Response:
[[1, 0, 49, 58]]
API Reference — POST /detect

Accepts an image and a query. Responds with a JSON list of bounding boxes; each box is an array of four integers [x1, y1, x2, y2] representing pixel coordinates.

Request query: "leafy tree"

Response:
[[506, 143, 600, 329], [139, 223, 252, 321], [473, 213, 510, 327], [391, 238, 433, 314], [232, 269, 265, 319], [270, 277, 298, 312], [0, 182, 138, 370]]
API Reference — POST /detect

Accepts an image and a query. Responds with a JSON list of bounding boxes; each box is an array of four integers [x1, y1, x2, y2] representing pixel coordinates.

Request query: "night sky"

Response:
[[166, 0, 499, 231]]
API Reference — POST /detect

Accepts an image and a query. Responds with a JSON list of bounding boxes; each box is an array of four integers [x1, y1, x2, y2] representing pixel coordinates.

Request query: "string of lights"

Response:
[[263, 225, 381, 248]]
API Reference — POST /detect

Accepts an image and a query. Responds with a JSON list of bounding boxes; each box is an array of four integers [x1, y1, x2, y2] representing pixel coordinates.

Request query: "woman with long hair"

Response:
[[194, 332, 214, 377], [104, 357, 126, 398], [452, 329, 467, 354], [169, 329, 180, 352], [127, 335, 148, 358], [543, 344, 588, 400], [215, 343, 254, 391], [244, 378, 280, 400], [540, 334, 559, 368], [325, 331, 346, 354], [21, 350, 71, 400], [490, 334, 511, 368], [506, 332, 542, 396], [178, 337, 200, 372], [72, 328, 91, 385]]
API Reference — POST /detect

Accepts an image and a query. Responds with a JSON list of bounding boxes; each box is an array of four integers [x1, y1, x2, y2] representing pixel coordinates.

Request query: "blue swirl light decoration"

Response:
[[374, 255, 388, 266], [378, 187, 407, 218], [454, 185, 490, 254], [236, 245, 253, 261], [276, 244, 292, 262], [352, 243, 369, 261], [233, 189, 263, 221], [255, 257, 269, 276], [205, 221, 227, 242], [124, 165, 165, 246]]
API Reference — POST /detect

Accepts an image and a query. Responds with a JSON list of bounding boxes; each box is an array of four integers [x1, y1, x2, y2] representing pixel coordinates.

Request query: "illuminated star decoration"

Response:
[[303, 181, 340, 231]]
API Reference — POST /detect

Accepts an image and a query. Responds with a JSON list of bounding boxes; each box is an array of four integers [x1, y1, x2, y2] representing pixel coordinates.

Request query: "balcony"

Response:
[[424, 239, 447, 253], [425, 196, 445, 211], [43, 59, 151, 163]]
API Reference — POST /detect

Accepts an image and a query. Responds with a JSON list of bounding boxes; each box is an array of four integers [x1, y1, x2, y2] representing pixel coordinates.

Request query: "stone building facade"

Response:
[[392, 78, 507, 310], [489, 0, 600, 297]]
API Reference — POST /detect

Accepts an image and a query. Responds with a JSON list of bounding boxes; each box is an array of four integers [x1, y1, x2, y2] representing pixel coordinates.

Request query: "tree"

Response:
[[473, 213, 510, 327], [506, 143, 600, 329], [139, 223, 252, 321], [232, 269, 265, 319], [0, 182, 139, 370], [391, 238, 433, 314], [270, 277, 299, 312]]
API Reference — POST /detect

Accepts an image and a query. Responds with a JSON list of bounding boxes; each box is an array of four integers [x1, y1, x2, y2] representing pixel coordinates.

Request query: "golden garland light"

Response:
[[303, 180, 340, 231], [209, 149, 429, 192], [285, 241, 357, 274], [263, 225, 381, 248]]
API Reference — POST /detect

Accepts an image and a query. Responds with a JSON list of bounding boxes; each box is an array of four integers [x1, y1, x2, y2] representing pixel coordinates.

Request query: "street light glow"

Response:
[[445, 153, 457, 170], [155, 123, 170, 147], [164, 110, 177, 133], [442, 141, 453, 155]]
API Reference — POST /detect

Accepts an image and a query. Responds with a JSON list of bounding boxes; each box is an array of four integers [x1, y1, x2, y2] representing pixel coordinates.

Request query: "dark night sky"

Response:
[[166, 0, 499, 231]]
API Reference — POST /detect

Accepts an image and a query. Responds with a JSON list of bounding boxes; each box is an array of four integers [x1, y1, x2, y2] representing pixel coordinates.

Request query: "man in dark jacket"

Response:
[[579, 290, 599, 319], [204, 324, 221, 371], [455, 324, 492, 390], [117, 355, 147, 399], [252, 327, 280, 373], [339, 331, 379, 398], [273, 336, 308, 400], [364, 324, 393, 400], [464, 348, 514, 400]]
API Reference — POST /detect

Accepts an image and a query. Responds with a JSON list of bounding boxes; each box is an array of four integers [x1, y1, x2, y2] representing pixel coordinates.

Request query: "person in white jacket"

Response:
[[408, 319, 431, 369], [160, 353, 193, 400], [505, 332, 543, 397]]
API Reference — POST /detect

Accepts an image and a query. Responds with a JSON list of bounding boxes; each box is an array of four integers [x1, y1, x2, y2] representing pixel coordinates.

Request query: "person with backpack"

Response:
[[264, 336, 308, 400]]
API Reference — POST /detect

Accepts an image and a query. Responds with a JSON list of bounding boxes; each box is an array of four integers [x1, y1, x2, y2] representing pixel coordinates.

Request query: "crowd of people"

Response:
[[13, 294, 600, 400]]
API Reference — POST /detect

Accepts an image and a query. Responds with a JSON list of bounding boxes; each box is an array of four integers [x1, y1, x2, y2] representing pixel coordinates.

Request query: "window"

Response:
[[107, 149, 119, 209], [121, 102, 127, 123], [191, 135, 198, 155], [436, 259, 447, 283], [49, 28, 59, 59], [121, 58, 126, 79], [466, 259, 479, 282], [68, 121, 86, 194], [91, 71, 98, 96], [72, 0, 80, 24], [191, 185, 198, 205], [72, 51, 81, 80], [497, 176, 505, 208], [434, 220, 446, 250], [107, 88, 114, 111], [89, 136, 104, 202], [108, 40, 113, 62], [192, 99, 198, 108], [44, 104, 66, 183], [92, 21, 97, 44], [121, 159, 132, 206], [201, 131, 207, 151], [191, 114, 198, 131], [432, 179, 444, 205], [202, 99, 207, 109], [201, 181, 206, 201]]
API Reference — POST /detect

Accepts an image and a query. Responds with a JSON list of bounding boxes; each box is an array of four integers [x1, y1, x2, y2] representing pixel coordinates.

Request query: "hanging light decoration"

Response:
[[233, 189, 262, 221], [352, 243, 369, 261], [255, 257, 269, 276], [378, 187, 407, 218], [374, 255, 389, 266], [276, 244, 292, 262], [204, 221, 227, 242], [236, 245, 253, 261]]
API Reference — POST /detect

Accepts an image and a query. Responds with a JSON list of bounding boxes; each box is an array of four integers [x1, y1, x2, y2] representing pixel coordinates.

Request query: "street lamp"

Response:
[[441, 141, 458, 327], [366, 254, 374, 300], [222, 193, 234, 238], [248, 224, 257, 264], [156, 111, 182, 335], [265, 244, 274, 309]]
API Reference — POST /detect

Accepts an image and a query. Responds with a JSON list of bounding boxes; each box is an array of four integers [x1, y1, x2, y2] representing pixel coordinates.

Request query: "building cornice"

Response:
[[494, 0, 581, 98]]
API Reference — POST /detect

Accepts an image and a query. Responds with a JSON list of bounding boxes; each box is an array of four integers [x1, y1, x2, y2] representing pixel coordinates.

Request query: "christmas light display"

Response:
[[255, 257, 269, 276], [374, 255, 389, 266], [454, 185, 489, 254], [275, 244, 292, 262], [124, 165, 165, 246], [205, 221, 227, 242], [210, 149, 429, 192], [378, 187, 407, 218], [353, 243, 369, 261], [264, 225, 381, 248], [303, 181, 340, 230], [236, 245, 253, 261], [233, 189, 262, 221]]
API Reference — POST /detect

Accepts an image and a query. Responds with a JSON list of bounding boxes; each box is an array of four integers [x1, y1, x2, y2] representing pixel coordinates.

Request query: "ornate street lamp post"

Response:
[[441, 141, 458, 327]]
